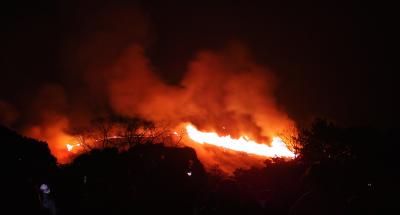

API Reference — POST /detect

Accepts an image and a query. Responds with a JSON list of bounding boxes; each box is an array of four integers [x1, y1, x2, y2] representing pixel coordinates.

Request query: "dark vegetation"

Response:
[[1, 119, 399, 214]]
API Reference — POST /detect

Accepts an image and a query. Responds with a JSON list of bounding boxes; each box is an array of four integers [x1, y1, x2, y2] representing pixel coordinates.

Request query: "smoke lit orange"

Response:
[[186, 124, 295, 158]]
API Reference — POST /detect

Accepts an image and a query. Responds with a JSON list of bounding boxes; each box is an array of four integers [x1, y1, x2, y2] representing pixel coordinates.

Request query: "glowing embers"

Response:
[[186, 124, 295, 158]]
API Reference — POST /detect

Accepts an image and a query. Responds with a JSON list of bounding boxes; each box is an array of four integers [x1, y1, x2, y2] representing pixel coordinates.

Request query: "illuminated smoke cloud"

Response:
[[107, 43, 296, 172], [10, 3, 296, 171]]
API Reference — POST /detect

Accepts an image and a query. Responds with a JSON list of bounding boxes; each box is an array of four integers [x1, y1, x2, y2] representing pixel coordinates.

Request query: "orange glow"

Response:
[[186, 124, 295, 158], [66, 143, 81, 152], [66, 144, 73, 151], [24, 117, 78, 163]]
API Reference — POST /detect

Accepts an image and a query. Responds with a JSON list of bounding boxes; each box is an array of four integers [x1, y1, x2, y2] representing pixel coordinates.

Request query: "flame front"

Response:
[[66, 144, 74, 152], [66, 143, 81, 152], [186, 124, 295, 158]]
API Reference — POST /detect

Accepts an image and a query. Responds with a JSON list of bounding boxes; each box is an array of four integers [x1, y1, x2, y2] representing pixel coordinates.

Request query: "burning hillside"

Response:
[[0, 0, 393, 183], [21, 44, 298, 171], [2, 4, 298, 171]]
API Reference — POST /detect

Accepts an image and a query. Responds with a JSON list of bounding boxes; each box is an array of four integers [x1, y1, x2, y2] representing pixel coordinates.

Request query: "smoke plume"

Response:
[[3, 3, 296, 171], [105, 42, 295, 172]]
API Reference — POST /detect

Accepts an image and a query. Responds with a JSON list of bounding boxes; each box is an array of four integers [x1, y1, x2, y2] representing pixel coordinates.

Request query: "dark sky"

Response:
[[1, 0, 398, 129]]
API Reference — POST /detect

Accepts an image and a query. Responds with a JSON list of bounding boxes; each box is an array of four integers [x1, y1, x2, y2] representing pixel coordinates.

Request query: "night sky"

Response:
[[1, 0, 398, 129]]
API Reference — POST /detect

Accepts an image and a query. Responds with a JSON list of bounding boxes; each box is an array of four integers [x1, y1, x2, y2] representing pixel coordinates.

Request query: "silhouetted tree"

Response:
[[72, 116, 181, 151], [296, 118, 353, 163], [71, 126, 95, 152], [92, 117, 114, 148]]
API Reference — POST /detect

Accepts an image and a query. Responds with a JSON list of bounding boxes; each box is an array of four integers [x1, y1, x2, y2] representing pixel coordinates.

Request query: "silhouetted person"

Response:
[[39, 184, 57, 215], [290, 162, 346, 215]]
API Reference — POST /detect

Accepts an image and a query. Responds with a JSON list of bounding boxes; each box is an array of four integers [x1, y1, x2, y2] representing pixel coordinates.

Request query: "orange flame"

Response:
[[66, 143, 81, 152], [66, 144, 74, 151], [186, 124, 295, 158]]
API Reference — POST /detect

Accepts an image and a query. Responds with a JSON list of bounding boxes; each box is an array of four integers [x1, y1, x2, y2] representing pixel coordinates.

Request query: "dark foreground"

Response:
[[2, 120, 399, 215]]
